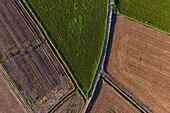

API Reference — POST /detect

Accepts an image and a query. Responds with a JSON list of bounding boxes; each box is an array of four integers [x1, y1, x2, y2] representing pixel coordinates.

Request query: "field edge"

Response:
[[113, 0, 170, 34], [23, 0, 109, 97]]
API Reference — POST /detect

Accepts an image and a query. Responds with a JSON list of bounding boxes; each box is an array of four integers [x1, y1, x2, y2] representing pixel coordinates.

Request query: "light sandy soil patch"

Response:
[[106, 14, 170, 113], [54, 91, 85, 113], [90, 81, 139, 113], [0, 67, 27, 113]]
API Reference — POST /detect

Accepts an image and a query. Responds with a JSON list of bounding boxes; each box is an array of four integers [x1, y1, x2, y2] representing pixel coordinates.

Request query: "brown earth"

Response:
[[0, 66, 27, 113], [0, 0, 73, 112], [54, 91, 85, 113], [90, 81, 139, 113], [106, 14, 170, 113]]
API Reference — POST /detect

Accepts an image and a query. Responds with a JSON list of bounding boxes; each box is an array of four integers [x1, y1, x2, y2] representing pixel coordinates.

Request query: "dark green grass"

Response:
[[25, 0, 108, 96], [114, 0, 170, 33]]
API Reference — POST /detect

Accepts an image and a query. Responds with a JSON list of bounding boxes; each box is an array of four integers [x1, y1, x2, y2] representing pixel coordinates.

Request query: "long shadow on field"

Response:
[[104, 13, 117, 73], [85, 77, 103, 113], [85, 13, 117, 113]]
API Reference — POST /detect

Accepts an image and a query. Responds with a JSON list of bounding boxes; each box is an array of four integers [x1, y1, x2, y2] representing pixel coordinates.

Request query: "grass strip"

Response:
[[113, 0, 170, 34], [25, 0, 108, 96]]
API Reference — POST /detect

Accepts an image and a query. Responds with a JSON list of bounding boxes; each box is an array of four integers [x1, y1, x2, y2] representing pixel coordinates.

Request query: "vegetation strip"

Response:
[[47, 89, 86, 113], [24, 0, 108, 96], [0, 65, 33, 113], [47, 89, 77, 113], [113, 0, 170, 33], [1, 0, 79, 112], [87, 0, 112, 98], [82, 0, 113, 112], [102, 74, 148, 113], [17, 1, 86, 111], [49, 90, 85, 113], [18, 0, 80, 91]]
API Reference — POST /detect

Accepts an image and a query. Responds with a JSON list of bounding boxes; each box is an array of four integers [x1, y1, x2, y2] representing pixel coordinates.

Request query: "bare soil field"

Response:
[[0, 0, 73, 112], [54, 91, 85, 113], [0, 66, 27, 113], [106, 14, 170, 112], [89, 81, 139, 113]]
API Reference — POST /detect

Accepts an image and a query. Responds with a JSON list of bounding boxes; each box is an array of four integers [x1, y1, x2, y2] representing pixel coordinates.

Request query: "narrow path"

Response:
[[13, 0, 86, 112], [102, 72, 150, 113], [47, 88, 77, 113], [84, 1, 154, 113], [82, 0, 113, 112], [14, 1, 147, 113]]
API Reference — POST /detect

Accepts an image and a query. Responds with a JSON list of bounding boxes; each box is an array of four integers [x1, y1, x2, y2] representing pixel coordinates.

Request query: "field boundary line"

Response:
[[102, 72, 151, 113], [47, 89, 77, 113], [81, 0, 113, 112], [11, 0, 87, 112], [17, 0, 76, 90], [102, 80, 141, 111], [113, 0, 170, 35], [18, 0, 86, 102], [48, 89, 85, 113], [0, 64, 33, 113]]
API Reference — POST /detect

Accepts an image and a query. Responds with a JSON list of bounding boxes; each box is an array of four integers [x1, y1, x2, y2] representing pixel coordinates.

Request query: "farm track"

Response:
[[18, 0, 114, 112], [0, 0, 81, 112], [53, 90, 85, 113], [84, 1, 149, 112], [16, 0, 87, 111], [105, 14, 170, 113], [1, 0, 168, 112], [17, 0, 81, 91], [86, 11, 170, 113], [88, 80, 140, 113], [102, 73, 149, 113], [81, 0, 113, 112]]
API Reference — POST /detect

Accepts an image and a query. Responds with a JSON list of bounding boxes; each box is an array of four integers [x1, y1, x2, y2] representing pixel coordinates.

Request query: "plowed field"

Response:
[[0, 0, 73, 112], [54, 91, 85, 113], [106, 14, 170, 112], [89, 82, 139, 113], [0, 66, 27, 113]]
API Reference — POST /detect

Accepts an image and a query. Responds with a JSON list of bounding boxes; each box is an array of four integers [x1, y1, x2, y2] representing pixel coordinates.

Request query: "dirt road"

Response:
[[0, 0, 74, 112], [105, 14, 170, 112], [89, 81, 139, 113]]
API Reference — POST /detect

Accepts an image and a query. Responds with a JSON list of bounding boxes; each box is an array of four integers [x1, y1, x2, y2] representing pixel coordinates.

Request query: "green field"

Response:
[[25, 0, 108, 96], [114, 0, 170, 33]]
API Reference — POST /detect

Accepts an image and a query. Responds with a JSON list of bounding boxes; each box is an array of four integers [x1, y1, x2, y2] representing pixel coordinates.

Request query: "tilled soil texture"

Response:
[[0, 66, 27, 113], [0, 0, 73, 112], [89, 81, 139, 113], [54, 91, 85, 113], [106, 14, 170, 112]]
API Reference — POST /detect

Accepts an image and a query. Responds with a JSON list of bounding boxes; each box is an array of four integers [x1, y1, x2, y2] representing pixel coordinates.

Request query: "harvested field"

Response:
[[89, 81, 139, 113], [0, 0, 73, 112], [0, 66, 27, 113], [106, 14, 170, 112], [54, 91, 85, 113]]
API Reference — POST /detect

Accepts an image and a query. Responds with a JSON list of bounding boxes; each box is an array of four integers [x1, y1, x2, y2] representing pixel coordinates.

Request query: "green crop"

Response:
[[114, 0, 170, 33], [25, 0, 108, 96]]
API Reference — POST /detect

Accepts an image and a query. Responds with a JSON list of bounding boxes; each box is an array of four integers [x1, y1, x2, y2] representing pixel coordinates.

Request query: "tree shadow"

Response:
[[85, 12, 117, 113], [104, 13, 117, 73]]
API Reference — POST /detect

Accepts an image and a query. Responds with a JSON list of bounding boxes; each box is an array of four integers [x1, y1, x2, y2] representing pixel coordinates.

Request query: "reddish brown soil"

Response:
[[106, 14, 170, 112], [90, 82, 139, 113]]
